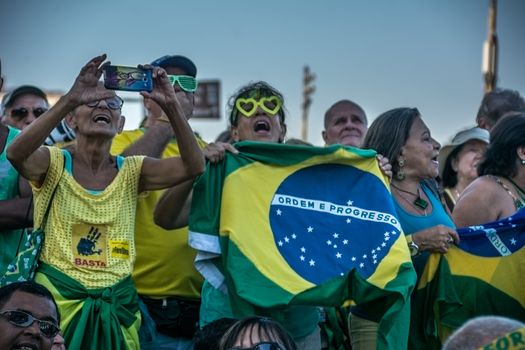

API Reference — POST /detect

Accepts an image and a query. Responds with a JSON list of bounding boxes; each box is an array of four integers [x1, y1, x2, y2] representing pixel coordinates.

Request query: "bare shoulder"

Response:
[[453, 176, 511, 227], [461, 176, 500, 199]]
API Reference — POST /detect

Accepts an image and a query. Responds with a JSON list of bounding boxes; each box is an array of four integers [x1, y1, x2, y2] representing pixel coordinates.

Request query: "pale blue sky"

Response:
[[1, 0, 524, 145]]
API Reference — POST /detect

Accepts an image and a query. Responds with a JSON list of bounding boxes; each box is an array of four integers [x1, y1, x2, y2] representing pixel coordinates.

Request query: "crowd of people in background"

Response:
[[1, 53, 525, 350]]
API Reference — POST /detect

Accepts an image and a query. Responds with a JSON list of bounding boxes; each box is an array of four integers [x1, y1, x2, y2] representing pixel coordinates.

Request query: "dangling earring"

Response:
[[521, 159, 525, 165], [396, 158, 405, 181]]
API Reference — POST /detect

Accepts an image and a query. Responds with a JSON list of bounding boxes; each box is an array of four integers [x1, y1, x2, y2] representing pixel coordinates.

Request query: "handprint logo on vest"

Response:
[[72, 224, 108, 269], [77, 226, 103, 256]]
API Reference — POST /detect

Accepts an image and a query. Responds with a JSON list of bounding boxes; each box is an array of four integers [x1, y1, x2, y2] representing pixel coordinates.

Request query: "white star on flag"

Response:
[[359, 263, 364, 268], [336, 252, 342, 258], [326, 240, 332, 245], [363, 254, 367, 259], [300, 255, 305, 261], [278, 241, 283, 246], [343, 239, 348, 245], [346, 218, 351, 223], [347, 200, 353, 205], [510, 238, 517, 245], [351, 257, 356, 261], [291, 234, 297, 239], [284, 237, 289, 243], [333, 233, 339, 238], [309, 259, 315, 266], [301, 247, 306, 253], [276, 209, 282, 215], [307, 226, 313, 233]]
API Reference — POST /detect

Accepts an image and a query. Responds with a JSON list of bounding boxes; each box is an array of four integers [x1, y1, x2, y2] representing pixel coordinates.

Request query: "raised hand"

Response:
[[139, 65, 178, 111], [66, 54, 115, 107]]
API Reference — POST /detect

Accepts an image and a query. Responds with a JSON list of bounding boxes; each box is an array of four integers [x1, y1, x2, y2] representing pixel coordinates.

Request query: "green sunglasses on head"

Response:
[[168, 75, 198, 93]]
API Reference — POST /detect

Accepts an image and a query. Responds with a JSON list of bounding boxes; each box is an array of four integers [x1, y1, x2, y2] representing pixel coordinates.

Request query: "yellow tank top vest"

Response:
[[32, 146, 145, 289], [111, 129, 207, 298]]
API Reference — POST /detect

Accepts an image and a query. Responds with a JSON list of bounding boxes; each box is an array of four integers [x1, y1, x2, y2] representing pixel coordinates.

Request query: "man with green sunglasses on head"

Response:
[[110, 54, 207, 350]]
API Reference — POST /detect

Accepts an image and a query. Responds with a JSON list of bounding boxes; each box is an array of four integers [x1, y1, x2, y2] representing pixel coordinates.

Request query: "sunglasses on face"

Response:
[[229, 342, 284, 350], [10, 107, 48, 119], [168, 75, 198, 93], [86, 96, 124, 110], [0, 310, 60, 339], [235, 96, 282, 118]]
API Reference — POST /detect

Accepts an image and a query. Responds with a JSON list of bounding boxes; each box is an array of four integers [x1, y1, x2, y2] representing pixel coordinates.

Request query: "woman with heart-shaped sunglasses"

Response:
[[228, 81, 287, 144]]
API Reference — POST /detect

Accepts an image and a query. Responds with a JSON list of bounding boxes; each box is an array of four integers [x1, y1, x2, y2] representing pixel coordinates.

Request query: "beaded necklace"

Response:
[[493, 176, 525, 210]]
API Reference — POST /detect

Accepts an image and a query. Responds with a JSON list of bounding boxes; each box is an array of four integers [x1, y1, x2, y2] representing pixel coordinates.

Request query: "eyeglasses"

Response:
[[86, 96, 124, 110], [0, 310, 60, 339], [10, 107, 48, 119], [229, 342, 284, 350], [235, 96, 282, 118], [168, 75, 198, 93]]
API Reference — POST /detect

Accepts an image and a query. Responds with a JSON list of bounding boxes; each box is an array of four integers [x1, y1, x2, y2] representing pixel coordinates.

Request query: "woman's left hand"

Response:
[[412, 225, 460, 254], [377, 154, 392, 180]]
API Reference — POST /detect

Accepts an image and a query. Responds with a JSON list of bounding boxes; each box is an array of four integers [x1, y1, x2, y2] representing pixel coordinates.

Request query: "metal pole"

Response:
[[301, 99, 308, 141], [302, 66, 315, 141]]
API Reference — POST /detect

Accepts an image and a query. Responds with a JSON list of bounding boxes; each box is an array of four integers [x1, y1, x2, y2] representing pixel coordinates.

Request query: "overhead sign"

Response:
[[194, 80, 221, 119]]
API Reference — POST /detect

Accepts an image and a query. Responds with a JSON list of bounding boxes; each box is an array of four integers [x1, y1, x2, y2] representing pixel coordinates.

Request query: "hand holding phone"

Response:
[[103, 65, 153, 92]]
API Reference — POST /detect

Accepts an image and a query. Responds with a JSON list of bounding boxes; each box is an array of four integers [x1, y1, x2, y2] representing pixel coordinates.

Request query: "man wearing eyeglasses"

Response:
[[1, 85, 49, 131], [111, 54, 206, 350], [0, 281, 61, 350]]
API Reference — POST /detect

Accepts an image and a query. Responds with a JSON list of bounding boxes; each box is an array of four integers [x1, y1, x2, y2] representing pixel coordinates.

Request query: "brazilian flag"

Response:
[[189, 141, 417, 350], [411, 208, 525, 349]]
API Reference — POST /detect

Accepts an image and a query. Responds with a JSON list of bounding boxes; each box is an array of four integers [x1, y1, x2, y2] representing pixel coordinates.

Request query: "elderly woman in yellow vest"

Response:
[[6, 54, 205, 350]]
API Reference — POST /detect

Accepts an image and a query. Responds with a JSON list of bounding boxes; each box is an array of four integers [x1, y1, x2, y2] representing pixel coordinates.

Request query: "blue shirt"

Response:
[[393, 182, 455, 277]]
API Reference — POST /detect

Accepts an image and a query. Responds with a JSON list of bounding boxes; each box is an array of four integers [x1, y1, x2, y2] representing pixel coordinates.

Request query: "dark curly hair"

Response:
[[195, 317, 237, 350], [476, 88, 525, 129], [478, 113, 525, 177], [228, 81, 287, 127], [219, 316, 297, 350]]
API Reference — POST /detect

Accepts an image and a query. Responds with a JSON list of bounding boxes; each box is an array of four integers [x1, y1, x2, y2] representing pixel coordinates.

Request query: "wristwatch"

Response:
[[406, 236, 420, 257]]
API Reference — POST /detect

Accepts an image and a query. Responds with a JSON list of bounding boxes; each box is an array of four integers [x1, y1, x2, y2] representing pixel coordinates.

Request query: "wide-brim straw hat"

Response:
[[438, 126, 490, 178]]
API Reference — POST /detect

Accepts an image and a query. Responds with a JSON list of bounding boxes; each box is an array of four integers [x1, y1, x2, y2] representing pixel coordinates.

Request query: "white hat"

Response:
[[438, 127, 490, 178]]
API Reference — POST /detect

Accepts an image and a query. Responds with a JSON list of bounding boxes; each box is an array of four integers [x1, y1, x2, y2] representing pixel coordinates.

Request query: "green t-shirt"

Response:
[[0, 126, 24, 276]]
